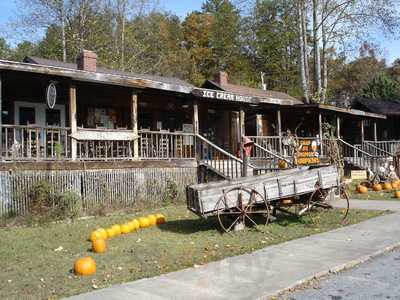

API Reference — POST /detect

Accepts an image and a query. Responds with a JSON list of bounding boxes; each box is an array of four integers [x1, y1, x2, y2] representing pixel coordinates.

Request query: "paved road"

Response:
[[280, 249, 400, 300]]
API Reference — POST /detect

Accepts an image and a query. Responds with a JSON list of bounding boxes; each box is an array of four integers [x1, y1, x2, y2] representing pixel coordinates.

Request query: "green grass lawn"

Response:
[[0, 205, 385, 299], [347, 179, 400, 201]]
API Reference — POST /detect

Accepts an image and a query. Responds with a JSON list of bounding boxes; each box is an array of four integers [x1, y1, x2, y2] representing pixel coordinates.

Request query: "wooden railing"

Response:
[[248, 136, 282, 154], [1, 125, 71, 160], [195, 134, 243, 178], [250, 142, 293, 171], [338, 138, 380, 171], [139, 130, 195, 160], [77, 140, 134, 160], [362, 140, 400, 156], [360, 141, 392, 157]]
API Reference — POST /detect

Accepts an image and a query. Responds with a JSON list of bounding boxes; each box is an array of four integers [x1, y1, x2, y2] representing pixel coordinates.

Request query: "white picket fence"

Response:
[[0, 167, 197, 218]]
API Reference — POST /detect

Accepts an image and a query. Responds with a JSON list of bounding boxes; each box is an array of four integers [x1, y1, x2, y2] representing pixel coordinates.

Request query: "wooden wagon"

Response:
[[187, 165, 349, 232]]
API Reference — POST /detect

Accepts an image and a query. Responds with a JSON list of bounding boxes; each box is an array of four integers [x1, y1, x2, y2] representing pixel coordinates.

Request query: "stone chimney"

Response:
[[77, 50, 97, 72], [214, 71, 229, 86]]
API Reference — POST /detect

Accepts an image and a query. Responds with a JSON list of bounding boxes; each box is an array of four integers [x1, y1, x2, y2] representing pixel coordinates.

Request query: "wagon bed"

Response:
[[187, 165, 340, 218]]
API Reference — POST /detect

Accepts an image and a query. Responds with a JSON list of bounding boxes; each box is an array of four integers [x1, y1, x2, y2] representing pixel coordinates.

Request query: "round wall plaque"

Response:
[[46, 82, 57, 109]]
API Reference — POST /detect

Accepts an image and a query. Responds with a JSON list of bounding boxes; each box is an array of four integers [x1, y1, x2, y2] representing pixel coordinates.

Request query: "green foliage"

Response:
[[244, 0, 299, 93], [0, 38, 12, 60], [361, 73, 400, 100], [163, 179, 179, 204], [27, 181, 82, 223]]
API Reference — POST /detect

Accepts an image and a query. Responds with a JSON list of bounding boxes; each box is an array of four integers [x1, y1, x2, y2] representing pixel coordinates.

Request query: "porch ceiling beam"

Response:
[[0, 60, 192, 94]]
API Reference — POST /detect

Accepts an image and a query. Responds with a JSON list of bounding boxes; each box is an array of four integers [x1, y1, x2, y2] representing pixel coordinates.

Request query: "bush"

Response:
[[28, 181, 82, 223]]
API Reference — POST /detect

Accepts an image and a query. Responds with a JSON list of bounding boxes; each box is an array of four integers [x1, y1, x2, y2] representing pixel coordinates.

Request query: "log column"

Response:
[[193, 100, 199, 135], [69, 84, 77, 160], [0, 72, 2, 157], [318, 112, 324, 156], [361, 119, 365, 142], [239, 107, 246, 177], [256, 114, 263, 136], [336, 115, 341, 138], [277, 109, 282, 154], [373, 121, 377, 142], [131, 91, 139, 159]]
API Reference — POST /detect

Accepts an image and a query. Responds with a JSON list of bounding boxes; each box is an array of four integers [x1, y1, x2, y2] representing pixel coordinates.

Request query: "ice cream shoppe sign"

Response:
[[296, 139, 321, 165]]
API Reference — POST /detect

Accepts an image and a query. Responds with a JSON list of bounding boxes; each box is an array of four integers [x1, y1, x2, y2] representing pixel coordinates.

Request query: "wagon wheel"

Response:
[[216, 187, 270, 233], [300, 182, 349, 223]]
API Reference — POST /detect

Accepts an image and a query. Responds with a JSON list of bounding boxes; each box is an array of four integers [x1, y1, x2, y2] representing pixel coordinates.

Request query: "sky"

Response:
[[0, 0, 399, 64]]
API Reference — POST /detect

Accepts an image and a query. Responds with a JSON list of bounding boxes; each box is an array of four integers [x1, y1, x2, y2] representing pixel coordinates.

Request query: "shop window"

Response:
[[46, 109, 61, 126], [87, 107, 118, 129], [19, 107, 35, 125]]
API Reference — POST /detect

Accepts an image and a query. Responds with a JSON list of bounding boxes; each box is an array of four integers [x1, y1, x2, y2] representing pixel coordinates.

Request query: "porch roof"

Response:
[[292, 103, 387, 119], [0, 59, 194, 94]]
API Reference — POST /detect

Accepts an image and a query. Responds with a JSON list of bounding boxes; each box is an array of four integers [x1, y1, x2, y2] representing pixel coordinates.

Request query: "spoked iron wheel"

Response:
[[301, 182, 349, 223], [216, 187, 270, 233]]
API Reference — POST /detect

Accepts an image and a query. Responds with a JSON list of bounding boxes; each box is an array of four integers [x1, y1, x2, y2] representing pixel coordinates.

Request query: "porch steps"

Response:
[[199, 160, 255, 180]]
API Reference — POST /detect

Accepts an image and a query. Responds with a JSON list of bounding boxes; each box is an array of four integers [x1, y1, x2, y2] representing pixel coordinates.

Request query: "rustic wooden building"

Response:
[[0, 53, 387, 217]]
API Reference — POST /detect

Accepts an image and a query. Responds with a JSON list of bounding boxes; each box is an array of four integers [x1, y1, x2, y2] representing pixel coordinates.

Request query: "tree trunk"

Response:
[[121, 14, 125, 70], [313, 0, 322, 101], [298, 0, 310, 103], [302, 0, 310, 95], [61, 2, 67, 62], [321, 23, 328, 103]]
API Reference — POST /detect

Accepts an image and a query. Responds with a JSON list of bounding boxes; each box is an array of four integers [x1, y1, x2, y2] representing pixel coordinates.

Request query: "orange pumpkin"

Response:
[[106, 227, 116, 239], [74, 256, 96, 276], [90, 230, 102, 242], [372, 184, 383, 192], [121, 223, 131, 234], [395, 191, 400, 198], [156, 214, 165, 224], [147, 215, 157, 226], [278, 160, 288, 169], [92, 238, 106, 253], [357, 185, 368, 194], [111, 224, 122, 236], [131, 219, 140, 230], [127, 221, 135, 232], [97, 228, 108, 240], [383, 182, 393, 190], [139, 217, 150, 228], [392, 181, 399, 189]]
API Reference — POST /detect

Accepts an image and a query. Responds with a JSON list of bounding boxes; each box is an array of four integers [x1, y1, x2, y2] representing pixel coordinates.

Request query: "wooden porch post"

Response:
[[239, 107, 246, 177], [277, 109, 282, 154], [318, 112, 324, 156], [69, 84, 77, 160], [373, 121, 377, 142], [131, 91, 139, 159], [336, 115, 341, 138], [193, 100, 199, 135], [361, 119, 365, 142], [239, 107, 245, 137], [0, 72, 2, 157], [256, 114, 263, 136]]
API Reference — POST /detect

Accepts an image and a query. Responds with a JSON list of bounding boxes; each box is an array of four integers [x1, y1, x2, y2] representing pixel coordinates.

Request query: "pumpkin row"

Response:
[[74, 213, 166, 276], [356, 181, 400, 197], [89, 213, 166, 242]]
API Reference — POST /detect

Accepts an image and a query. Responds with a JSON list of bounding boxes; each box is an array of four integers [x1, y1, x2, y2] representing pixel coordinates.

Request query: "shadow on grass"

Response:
[[157, 216, 221, 234], [158, 212, 309, 234]]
